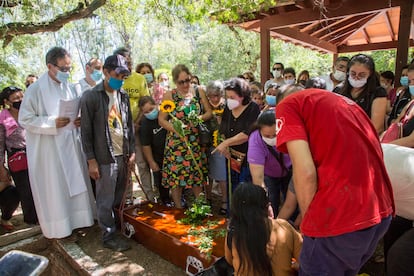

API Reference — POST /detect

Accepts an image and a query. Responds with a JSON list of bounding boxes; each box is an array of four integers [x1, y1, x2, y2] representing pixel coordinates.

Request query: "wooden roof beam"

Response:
[[336, 11, 383, 46], [261, 0, 405, 30], [338, 40, 414, 53], [300, 21, 321, 33], [294, 0, 314, 9], [311, 14, 366, 37], [362, 29, 371, 44], [384, 10, 395, 41], [271, 27, 337, 53], [317, 14, 374, 40]]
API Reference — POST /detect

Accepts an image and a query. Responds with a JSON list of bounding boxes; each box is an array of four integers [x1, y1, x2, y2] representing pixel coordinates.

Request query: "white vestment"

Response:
[[18, 72, 94, 239]]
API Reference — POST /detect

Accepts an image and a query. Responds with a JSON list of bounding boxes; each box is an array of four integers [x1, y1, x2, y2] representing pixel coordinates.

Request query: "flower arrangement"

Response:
[[179, 193, 227, 258], [159, 99, 204, 177]]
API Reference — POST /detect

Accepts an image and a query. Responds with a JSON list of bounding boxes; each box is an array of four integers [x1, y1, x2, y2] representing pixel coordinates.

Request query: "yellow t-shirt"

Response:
[[122, 72, 150, 120]]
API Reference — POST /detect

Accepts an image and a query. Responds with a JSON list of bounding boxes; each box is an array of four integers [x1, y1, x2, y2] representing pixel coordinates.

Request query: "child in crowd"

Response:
[[251, 85, 264, 110], [138, 96, 171, 206]]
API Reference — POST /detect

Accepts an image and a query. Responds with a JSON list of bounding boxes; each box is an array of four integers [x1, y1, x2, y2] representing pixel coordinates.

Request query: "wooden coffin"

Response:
[[122, 202, 227, 271]]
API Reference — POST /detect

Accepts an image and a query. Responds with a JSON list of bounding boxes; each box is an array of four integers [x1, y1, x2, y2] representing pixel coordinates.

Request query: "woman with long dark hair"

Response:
[[225, 183, 302, 276], [338, 54, 387, 134]]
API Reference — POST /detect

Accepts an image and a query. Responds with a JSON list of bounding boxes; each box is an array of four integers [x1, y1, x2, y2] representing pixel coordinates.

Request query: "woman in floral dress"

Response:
[[158, 64, 212, 208]]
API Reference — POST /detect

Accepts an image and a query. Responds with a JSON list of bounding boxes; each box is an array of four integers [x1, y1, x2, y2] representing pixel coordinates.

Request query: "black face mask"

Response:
[[299, 80, 307, 86], [12, 101, 22, 110]]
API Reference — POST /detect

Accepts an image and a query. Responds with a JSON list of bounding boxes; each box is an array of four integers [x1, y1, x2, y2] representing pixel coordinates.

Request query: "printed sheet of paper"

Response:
[[58, 98, 80, 132]]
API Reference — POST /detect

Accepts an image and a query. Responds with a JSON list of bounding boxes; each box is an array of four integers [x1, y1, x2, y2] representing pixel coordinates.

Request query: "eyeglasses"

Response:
[[53, 64, 72, 72], [273, 67, 282, 71], [177, 78, 191, 85]]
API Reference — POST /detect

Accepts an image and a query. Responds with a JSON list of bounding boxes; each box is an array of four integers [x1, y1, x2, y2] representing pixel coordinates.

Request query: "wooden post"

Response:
[[333, 53, 338, 66], [395, 0, 413, 86], [260, 25, 271, 87]]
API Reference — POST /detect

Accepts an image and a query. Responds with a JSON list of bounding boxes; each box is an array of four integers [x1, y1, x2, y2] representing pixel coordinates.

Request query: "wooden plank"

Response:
[[318, 14, 376, 40], [384, 10, 396, 40], [260, 0, 405, 30], [338, 40, 414, 53], [310, 15, 362, 37], [272, 27, 337, 53], [335, 12, 383, 46], [395, 0, 414, 87], [260, 26, 271, 85]]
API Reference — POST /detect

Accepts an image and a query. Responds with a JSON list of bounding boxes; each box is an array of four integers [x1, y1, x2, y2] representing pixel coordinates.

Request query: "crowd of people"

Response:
[[0, 46, 413, 275]]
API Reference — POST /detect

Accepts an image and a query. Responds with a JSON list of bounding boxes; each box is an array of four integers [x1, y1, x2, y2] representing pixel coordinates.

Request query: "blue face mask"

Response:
[[144, 108, 159, 120], [400, 76, 409, 87], [56, 70, 70, 84], [265, 95, 276, 106], [144, 73, 154, 84], [409, 85, 414, 96], [108, 77, 124, 90], [91, 70, 103, 82]]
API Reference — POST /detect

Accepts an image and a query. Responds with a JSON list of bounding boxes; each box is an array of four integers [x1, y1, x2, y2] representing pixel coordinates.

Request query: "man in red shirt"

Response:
[[276, 88, 394, 275]]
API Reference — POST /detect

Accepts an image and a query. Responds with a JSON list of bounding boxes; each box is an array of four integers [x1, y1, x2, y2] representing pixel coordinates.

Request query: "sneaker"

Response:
[[103, 235, 131, 252]]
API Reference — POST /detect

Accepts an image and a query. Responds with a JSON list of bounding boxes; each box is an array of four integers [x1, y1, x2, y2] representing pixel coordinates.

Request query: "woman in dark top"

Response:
[[213, 78, 260, 198], [338, 54, 387, 134], [388, 63, 414, 148]]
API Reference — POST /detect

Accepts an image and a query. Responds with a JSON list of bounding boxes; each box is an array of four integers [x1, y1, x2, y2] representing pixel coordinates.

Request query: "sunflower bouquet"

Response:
[[160, 99, 204, 177], [212, 130, 224, 147]]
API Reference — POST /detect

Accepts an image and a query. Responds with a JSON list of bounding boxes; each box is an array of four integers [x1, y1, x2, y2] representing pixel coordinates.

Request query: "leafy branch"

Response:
[[0, 0, 106, 46]]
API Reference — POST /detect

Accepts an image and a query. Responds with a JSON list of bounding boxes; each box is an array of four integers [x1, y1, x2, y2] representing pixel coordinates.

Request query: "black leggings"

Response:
[[0, 185, 20, 221], [10, 169, 38, 224]]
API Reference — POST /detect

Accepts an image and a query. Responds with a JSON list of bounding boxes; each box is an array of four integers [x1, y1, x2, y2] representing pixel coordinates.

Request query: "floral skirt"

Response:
[[161, 130, 208, 189]]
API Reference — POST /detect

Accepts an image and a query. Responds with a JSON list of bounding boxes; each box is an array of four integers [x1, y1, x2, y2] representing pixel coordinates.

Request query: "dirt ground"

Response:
[[0, 182, 386, 276]]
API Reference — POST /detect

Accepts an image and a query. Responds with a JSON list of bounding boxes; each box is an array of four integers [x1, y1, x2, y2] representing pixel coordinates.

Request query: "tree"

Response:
[[0, 0, 106, 47]]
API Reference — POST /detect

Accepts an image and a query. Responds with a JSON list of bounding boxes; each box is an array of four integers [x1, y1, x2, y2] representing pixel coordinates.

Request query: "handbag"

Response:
[[381, 100, 414, 143], [195, 87, 213, 145], [380, 122, 403, 143], [229, 148, 246, 173], [8, 151, 28, 173], [198, 122, 212, 145]]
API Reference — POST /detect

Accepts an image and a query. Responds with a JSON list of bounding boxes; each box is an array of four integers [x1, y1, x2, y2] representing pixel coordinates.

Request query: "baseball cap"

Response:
[[104, 54, 130, 76]]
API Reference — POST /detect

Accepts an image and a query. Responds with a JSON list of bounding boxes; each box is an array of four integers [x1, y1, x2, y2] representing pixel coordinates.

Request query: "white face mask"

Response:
[[227, 98, 240, 110], [263, 136, 276, 146], [348, 76, 367, 88], [273, 70, 282, 78], [285, 79, 295, 85], [333, 70, 346, 82]]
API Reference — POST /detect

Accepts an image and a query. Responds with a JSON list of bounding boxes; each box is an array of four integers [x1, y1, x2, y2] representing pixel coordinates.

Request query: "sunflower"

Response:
[[160, 100, 176, 113], [213, 108, 224, 115], [212, 130, 219, 147]]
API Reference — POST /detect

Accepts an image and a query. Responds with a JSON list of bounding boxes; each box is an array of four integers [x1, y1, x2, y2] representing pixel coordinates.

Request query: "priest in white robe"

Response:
[[18, 46, 94, 239]]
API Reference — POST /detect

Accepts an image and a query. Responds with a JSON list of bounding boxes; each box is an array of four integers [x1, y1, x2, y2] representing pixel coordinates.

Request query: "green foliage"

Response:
[[188, 224, 227, 257], [0, 0, 411, 88], [179, 193, 211, 225], [179, 194, 226, 258]]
